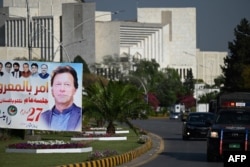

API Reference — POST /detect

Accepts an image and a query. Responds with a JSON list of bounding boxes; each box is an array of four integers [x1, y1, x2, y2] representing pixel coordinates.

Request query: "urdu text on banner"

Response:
[[0, 61, 83, 132]]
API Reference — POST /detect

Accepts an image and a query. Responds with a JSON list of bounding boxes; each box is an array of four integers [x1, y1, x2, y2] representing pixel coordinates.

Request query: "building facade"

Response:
[[196, 50, 226, 85], [0, 0, 77, 61], [0, 1, 227, 84]]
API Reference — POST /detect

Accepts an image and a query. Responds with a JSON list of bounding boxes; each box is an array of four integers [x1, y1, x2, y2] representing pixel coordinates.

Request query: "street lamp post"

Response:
[[200, 63, 213, 85], [3, 0, 36, 61], [26, 0, 32, 61], [25, 0, 34, 136], [183, 51, 198, 110], [1, 4, 58, 62], [123, 75, 148, 104], [52, 39, 86, 62], [2, 7, 124, 63], [2, 8, 123, 62], [33, 21, 71, 62], [55, 10, 124, 62], [208, 60, 214, 85], [236, 30, 250, 37]]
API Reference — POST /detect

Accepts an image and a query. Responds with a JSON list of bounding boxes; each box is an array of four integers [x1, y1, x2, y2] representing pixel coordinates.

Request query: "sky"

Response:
[[85, 0, 250, 52]]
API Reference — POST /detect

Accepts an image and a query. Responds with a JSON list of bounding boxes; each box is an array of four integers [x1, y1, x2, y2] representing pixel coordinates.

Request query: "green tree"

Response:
[[83, 73, 108, 90], [198, 91, 219, 103], [242, 65, 250, 89], [129, 59, 183, 109], [221, 18, 250, 92], [73, 55, 90, 74], [130, 59, 163, 92], [214, 75, 225, 88], [156, 68, 185, 107], [83, 80, 151, 135], [183, 68, 194, 95]]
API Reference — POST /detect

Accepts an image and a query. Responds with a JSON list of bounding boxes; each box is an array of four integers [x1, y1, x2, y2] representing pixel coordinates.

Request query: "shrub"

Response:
[[88, 150, 119, 160], [7, 140, 88, 149], [137, 135, 149, 144]]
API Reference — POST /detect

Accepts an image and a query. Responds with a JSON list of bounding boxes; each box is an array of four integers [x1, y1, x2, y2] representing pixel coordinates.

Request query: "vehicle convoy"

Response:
[[206, 92, 250, 161], [182, 112, 215, 140]]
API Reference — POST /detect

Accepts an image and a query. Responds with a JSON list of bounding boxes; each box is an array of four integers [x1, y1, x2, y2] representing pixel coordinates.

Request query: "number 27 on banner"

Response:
[[20, 107, 43, 122]]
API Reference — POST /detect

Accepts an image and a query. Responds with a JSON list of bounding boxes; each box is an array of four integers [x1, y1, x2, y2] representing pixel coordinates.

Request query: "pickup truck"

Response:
[[206, 92, 250, 161]]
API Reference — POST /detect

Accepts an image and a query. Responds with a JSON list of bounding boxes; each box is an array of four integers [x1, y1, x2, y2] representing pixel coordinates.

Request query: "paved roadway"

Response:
[[121, 118, 224, 167]]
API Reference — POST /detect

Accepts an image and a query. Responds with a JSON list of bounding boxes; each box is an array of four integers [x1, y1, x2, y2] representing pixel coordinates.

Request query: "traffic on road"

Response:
[[131, 118, 223, 167]]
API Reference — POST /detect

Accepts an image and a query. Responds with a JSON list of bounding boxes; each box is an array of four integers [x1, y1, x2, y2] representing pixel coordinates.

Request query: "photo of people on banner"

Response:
[[0, 61, 83, 132]]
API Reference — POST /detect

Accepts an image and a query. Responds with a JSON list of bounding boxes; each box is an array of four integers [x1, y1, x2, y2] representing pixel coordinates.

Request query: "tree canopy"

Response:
[[83, 80, 151, 134], [129, 59, 162, 92], [221, 18, 250, 92], [156, 68, 186, 107]]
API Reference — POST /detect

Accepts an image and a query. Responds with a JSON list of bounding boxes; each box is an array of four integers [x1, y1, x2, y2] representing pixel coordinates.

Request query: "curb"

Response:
[[57, 138, 153, 167], [119, 133, 164, 167]]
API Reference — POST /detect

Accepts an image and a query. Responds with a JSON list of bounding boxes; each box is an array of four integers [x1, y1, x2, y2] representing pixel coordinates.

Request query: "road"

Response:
[[130, 118, 223, 167]]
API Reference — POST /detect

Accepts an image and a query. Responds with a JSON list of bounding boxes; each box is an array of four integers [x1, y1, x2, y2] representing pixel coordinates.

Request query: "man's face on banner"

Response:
[[31, 65, 38, 74], [13, 64, 19, 72], [41, 65, 48, 74], [5, 63, 12, 73], [51, 72, 77, 106], [23, 64, 29, 72]]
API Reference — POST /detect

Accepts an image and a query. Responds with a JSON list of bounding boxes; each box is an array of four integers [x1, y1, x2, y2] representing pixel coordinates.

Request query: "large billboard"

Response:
[[0, 61, 83, 132]]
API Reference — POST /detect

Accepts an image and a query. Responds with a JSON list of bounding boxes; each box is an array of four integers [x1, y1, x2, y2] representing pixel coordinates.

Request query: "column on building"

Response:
[[5, 18, 26, 47], [151, 32, 155, 61], [144, 37, 148, 60], [159, 28, 163, 64], [32, 17, 54, 61]]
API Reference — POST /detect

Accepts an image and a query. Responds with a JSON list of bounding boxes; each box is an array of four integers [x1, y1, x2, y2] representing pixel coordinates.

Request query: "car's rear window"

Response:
[[188, 114, 214, 122], [216, 110, 250, 125]]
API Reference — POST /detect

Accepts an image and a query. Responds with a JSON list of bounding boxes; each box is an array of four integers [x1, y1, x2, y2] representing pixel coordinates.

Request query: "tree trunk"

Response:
[[106, 121, 115, 135], [96, 119, 105, 127]]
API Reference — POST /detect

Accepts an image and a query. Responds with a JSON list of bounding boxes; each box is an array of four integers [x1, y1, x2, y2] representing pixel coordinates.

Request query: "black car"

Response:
[[182, 112, 215, 140]]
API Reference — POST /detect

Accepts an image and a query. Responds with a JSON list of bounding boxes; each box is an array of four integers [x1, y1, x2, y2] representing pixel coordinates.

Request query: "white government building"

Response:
[[0, 0, 227, 85]]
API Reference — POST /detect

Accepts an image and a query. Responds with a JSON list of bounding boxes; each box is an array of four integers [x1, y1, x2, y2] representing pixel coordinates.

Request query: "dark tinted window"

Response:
[[188, 113, 214, 123], [216, 110, 250, 125]]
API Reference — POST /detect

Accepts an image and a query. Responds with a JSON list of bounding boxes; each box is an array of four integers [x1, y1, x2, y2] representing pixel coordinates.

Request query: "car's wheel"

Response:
[[182, 135, 189, 140], [206, 149, 218, 162]]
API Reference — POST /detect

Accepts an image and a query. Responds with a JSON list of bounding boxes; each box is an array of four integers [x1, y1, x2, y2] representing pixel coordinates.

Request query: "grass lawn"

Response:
[[0, 129, 142, 167]]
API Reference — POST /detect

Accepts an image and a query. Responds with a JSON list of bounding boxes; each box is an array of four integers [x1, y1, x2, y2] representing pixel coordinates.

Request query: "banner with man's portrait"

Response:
[[0, 61, 83, 132]]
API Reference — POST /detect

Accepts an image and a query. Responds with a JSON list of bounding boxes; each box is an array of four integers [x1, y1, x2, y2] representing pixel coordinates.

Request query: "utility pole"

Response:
[[26, 0, 34, 137], [26, 0, 32, 61]]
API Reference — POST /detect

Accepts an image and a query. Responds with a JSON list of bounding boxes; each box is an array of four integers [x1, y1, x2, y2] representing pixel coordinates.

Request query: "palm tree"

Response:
[[83, 80, 151, 135]]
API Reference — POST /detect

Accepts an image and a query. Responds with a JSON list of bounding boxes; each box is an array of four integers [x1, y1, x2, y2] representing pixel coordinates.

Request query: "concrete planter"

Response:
[[6, 147, 93, 153], [71, 136, 127, 141], [85, 130, 129, 134]]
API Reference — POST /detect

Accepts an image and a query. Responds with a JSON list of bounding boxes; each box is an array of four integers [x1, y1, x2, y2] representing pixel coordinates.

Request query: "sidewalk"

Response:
[[118, 133, 164, 167]]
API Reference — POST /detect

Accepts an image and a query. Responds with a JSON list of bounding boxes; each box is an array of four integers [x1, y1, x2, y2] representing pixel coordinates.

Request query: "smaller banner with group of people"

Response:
[[0, 61, 83, 132]]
